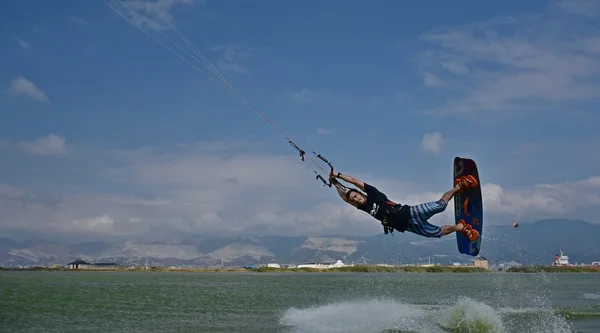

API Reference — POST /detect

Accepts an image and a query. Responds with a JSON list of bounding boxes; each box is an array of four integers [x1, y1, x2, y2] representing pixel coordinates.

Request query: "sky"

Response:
[[1, 0, 599, 242]]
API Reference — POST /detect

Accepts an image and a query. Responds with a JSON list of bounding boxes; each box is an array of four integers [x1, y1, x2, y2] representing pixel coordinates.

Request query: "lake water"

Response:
[[1, 271, 599, 332]]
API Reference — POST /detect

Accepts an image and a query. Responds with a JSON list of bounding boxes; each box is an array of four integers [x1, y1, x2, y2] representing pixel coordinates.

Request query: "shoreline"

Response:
[[2, 265, 599, 273]]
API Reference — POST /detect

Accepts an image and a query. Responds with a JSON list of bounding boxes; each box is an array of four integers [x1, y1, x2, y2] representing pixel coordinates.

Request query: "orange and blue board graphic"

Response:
[[453, 157, 483, 256]]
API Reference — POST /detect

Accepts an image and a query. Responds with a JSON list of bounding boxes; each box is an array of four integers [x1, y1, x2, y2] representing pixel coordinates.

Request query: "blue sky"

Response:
[[1, 0, 599, 242]]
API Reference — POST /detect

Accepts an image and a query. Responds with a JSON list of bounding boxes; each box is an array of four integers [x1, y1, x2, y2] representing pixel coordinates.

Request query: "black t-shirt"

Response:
[[357, 183, 411, 232]]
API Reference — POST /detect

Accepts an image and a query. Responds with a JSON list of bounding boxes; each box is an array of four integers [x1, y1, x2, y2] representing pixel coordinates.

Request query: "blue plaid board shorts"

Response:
[[406, 199, 448, 238]]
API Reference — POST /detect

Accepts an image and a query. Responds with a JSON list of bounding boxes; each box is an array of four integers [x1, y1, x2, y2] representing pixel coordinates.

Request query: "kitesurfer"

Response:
[[329, 172, 480, 240]]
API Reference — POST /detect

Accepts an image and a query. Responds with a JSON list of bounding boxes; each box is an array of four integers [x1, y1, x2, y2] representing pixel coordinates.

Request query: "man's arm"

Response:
[[335, 173, 365, 191], [330, 179, 351, 203]]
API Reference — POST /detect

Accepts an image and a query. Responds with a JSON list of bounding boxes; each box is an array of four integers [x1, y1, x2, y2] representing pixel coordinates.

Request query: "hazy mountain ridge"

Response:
[[1, 219, 599, 267]]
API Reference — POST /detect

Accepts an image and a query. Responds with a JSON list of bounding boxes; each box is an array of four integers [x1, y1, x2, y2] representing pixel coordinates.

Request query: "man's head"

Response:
[[345, 189, 367, 206]]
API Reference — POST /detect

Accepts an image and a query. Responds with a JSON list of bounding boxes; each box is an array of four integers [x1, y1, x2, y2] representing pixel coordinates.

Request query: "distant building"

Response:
[[66, 259, 118, 270], [67, 259, 92, 269], [296, 260, 351, 269], [474, 256, 489, 269], [266, 263, 280, 268]]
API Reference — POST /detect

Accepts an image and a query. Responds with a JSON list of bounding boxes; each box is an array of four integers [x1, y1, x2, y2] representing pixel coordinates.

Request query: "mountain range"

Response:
[[1, 219, 599, 267]]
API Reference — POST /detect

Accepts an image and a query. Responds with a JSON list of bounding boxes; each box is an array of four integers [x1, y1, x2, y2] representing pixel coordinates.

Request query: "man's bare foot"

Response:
[[457, 219, 479, 241], [455, 175, 478, 191]]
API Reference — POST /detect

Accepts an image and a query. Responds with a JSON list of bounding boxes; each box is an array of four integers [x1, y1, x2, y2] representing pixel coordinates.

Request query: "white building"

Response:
[[296, 260, 351, 269]]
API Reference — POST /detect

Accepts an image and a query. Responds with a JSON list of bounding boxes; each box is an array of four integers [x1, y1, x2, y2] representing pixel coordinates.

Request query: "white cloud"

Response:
[[68, 214, 116, 234], [419, 132, 445, 155], [6, 76, 49, 102], [482, 176, 600, 221], [18, 134, 68, 156], [418, 7, 600, 114]]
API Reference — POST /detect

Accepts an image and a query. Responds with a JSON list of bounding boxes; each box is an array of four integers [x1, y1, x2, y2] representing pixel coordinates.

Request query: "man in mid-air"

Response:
[[328, 171, 479, 240]]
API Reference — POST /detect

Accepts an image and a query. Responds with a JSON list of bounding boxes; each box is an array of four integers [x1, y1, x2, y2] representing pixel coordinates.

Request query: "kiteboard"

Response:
[[453, 157, 483, 256]]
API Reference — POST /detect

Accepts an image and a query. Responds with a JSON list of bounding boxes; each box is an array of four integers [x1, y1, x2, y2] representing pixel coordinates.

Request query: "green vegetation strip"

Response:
[[2, 265, 599, 273], [0, 265, 486, 273], [506, 266, 600, 273], [248, 265, 492, 273]]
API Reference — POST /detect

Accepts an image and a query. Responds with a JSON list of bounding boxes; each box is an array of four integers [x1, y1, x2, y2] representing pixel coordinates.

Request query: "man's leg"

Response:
[[407, 181, 480, 239], [440, 223, 465, 236], [443, 220, 479, 240], [440, 184, 461, 204], [440, 185, 466, 235], [406, 199, 448, 238], [441, 175, 478, 203]]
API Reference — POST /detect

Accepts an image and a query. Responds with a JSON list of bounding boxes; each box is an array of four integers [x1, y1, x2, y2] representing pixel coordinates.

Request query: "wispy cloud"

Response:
[[117, 0, 203, 30], [556, 0, 600, 17], [18, 134, 68, 156], [417, 7, 600, 115], [316, 128, 332, 135], [15, 38, 31, 49], [210, 44, 253, 75], [510, 142, 542, 155], [423, 71, 442, 87], [6, 76, 49, 103], [32, 26, 47, 35], [290, 88, 332, 104], [68, 17, 88, 25]]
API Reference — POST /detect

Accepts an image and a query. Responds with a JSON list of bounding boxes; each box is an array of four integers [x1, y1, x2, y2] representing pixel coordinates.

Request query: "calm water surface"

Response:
[[1, 271, 599, 332]]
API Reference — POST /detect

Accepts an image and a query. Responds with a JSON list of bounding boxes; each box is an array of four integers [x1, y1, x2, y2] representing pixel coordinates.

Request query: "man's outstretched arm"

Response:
[[331, 179, 352, 204], [334, 173, 365, 191]]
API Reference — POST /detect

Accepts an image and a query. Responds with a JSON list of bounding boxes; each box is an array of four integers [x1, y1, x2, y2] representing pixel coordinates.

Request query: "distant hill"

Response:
[[1, 219, 599, 267]]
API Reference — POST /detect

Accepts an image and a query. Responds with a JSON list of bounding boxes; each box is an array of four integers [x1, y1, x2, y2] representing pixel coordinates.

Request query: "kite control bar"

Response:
[[286, 140, 341, 190], [314, 151, 334, 170], [287, 140, 335, 188], [312, 151, 338, 188]]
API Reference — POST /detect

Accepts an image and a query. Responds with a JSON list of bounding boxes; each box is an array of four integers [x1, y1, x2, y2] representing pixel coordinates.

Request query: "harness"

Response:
[[381, 200, 410, 235], [381, 200, 399, 235], [382, 219, 394, 235]]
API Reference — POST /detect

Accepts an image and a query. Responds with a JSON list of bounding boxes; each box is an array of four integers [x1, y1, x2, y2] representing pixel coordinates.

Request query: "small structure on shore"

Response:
[[67, 259, 92, 269], [296, 260, 351, 269], [66, 259, 118, 270], [474, 256, 489, 269]]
